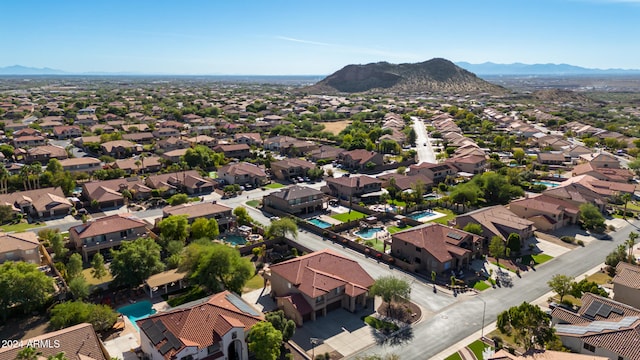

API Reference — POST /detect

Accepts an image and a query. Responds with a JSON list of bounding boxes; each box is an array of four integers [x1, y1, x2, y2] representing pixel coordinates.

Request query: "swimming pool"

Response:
[[533, 181, 560, 188], [408, 210, 439, 221], [308, 218, 332, 229], [118, 300, 156, 332], [223, 235, 247, 246], [355, 227, 384, 239]]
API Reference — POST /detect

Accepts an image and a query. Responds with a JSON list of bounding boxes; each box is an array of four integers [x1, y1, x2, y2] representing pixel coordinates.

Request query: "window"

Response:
[[207, 343, 220, 354], [120, 231, 127, 238], [582, 343, 595, 352], [316, 296, 324, 304], [25, 249, 34, 254], [414, 257, 421, 264], [415, 247, 421, 252], [181, 355, 193, 360]]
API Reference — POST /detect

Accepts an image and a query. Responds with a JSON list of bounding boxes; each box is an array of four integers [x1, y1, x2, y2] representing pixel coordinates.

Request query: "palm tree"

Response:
[[0, 166, 9, 194], [134, 160, 142, 175], [30, 163, 42, 190], [621, 193, 632, 220], [19, 165, 30, 191], [627, 232, 638, 260]]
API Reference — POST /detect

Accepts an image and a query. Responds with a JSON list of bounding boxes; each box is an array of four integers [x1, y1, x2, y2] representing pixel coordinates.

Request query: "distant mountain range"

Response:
[[305, 58, 503, 94], [0, 65, 66, 75], [455, 62, 640, 76]]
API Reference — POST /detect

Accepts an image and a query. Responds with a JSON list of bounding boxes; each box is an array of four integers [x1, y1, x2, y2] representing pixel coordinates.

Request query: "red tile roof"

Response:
[[392, 223, 477, 263], [70, 214, 147, 239]]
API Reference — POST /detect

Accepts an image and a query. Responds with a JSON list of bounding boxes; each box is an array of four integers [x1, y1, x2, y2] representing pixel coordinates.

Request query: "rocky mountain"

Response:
[[0, 65, 66, 75], [456, 61, 640, 76], [304, 58, 504, 94]]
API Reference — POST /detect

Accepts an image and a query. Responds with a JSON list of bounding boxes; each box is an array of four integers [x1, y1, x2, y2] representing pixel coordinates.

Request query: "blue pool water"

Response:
[[533, 181, 560, 188], [118, 300, 156, 331], [308, 218, 332, 229], [355, 227, 384, 239], [223, 235, 247, 245], [408, 210, 438, 221]]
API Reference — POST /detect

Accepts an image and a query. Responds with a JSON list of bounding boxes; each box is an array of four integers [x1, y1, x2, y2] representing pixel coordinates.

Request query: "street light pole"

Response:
[[479, 297, 487, 340]]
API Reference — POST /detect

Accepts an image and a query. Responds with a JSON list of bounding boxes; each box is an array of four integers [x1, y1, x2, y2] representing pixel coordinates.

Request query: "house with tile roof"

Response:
[[212, 143, 251, 159], [114, 156, 163, 174], [0, 187, 72, 219], [100, 140, 143, 158], [0, 323, 109, 360], [488, 349, 607, 360], [408, 162, 457, 184], [509, 194, 580, 232], [323, 175, 383, 202], [579, 152, 620, 169], [445, 154, 487, 175], [137, 290, 263, 360], [270, 158, 315, 181], [82, 177, 150, 207], [455, 205, 535, 244], [23, 144, 68, 164], [217, 162, 268, 187], [59, 157, 102, 173], [146, 171, 215, 195], [308, 145, 343, 162], [338, 149, 384, 171], [267, 249, 375, 326], [69, 213, 150, 261], [0, 231, 40, 264], [391, 223, 483, 275], [52, 125, 81, 139], [162, 201, 234, 231], [572, 162, 634, 183], [263, 185, 325, 215], [613, 262, 640, 309]]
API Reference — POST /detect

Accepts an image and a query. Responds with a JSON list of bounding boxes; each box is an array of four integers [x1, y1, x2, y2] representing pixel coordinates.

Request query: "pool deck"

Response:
[[411, 210, 447, 222], [317, 214, 343, 226]]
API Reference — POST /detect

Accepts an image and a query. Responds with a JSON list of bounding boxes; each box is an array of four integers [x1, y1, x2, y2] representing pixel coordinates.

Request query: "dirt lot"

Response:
[[319, 120, 351, 135]]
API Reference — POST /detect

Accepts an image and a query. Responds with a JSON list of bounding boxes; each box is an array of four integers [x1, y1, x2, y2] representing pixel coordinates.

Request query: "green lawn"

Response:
[[430, 207, 456, 225], [243, 273, 265, 292], [468, 340, 492, 360], [264, 183, 285, 189], [444, 352, 462, 360], [246, 200, 260, 208], [472, 280, 491, 291], [388, 224, 413, 234], [521, 253, 554, 266], [0, 221, 44, 233], [331, 210, 367, 222], [587, 272, 612, 285], [364, 238, 386, 252], [387, 199, 406, 207], [81, 267, 113, 286]]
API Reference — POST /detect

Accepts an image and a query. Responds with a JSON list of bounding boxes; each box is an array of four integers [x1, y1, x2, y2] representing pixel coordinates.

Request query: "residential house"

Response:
[[338, 149, 384, 171], [153, 127, 181, 138], [185, 135, 217, 147], [613, 262, 640, 309], [146, 170, 215, 195], [162, 148, 189, 163], [537, 152, 567, 166], [263, 136, 318, 156], [488, 349, 607, 360], [559, 175, 635, 199], [455, 205, 535, 245], [552, 293, 640, 360], [391, 223, 483, 275], [572, 162, 634, 183], [579, 152, 621, 169], [322, 175, 383, 202], [137, 291, 263, 360], [122, 123, 150, 133], [0, 187, 72, 218], [23, 144, 68, 164], [234, 132, 263, 146], [114, 156, 162, 174], [75, 114, 98, 126], [218, 162, 269, 187], [162, 202, 234, 231], [59, 157, 102, 173], [509, 194, 579, 232], [53, 125, 82, 139], [378, 173, 434, 193], [309, 145, 343, 162], [13, 135, 47, 148], [445, 154, 487, 175], [212, 144, 251, 159], [69, 213, 149, 261], [101, 140, 143, 158], [0, 231, 40, 264], [157, 137, 190, 152], [122, 132, 155, 144], [270, 158, 315, 181], [83, 177, 151, 207], [14, 128, 41, 137], [0, 323, 110, 360], [267, 249, 375, 326], [408, 162, 457, 184], [263, 185, 325, 215]]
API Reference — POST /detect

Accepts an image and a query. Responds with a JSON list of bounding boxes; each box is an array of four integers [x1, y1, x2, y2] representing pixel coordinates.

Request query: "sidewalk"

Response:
[[430, 262, 607, 360]]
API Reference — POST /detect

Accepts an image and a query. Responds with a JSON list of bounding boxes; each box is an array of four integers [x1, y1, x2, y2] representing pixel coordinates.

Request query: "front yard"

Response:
[[0, 221, 44, 232], [264, 182, 285, 189]]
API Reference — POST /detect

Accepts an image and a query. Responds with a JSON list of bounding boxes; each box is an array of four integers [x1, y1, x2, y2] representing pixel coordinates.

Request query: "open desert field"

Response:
[[319, 120, 351, 135]]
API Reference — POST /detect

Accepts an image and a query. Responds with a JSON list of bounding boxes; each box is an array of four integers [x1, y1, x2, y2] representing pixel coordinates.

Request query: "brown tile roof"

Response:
[[69, 214, 147, 239], [114, 156, 162, 171], [27, 145, 67, 158], [0, 187, 72, 213], [162, 202, 232, 220], [279, 293, 313, 315], [218, 162, 267, 178], [59, 157, 101, 166], [269, 249, 375, 298], [614, 262, 640, 290], [271, 158, 315, 170], [342, 149, 379, 163], [325, 175, 382, 188], [392, 223, 477, 263], [267, 185, 323, 201], [489, 349, 607, 360], [0, 323, 108, 360], [137, 291, 262, 360], [458, 205, 533, 240], [0, 231, 39, 253]]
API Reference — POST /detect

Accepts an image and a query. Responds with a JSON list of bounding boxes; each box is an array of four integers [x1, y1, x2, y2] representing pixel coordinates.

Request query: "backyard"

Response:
[[331, 210, 367, 222], [429, 207, 455, 225]]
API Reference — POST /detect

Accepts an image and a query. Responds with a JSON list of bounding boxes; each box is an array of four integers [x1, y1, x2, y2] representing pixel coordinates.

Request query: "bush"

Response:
[[491, 336, 503, 350], [560, 236, 576, 244], [577, 239, 585, 247]]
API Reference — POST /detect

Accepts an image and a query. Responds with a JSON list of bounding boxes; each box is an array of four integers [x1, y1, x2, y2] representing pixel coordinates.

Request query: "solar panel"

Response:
[[584, 303, 599, 318], [147, 326, 165, 345], [156, 321, 167, 332], [226, 293, 261, 317], [140, 320, 154, 330], [597, 304, 612, 317], [447, 232, 463, 240], [165, 332, 182, 350], [612, 307, 624, 315], [159, 342, 173, 355]]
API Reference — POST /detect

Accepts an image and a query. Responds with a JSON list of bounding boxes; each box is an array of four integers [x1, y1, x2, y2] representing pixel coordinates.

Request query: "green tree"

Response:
[[66, 253, 83, 281], [110, 238, 165, 288], [626, 231, 638, 260], [513, 148, 525, 164], [265, 310, 296, 342], [265, 217, 298, 240], [90, 253, 107, 280], [579, 203, 605, 231], [167, 193, 189, 206], [369, 276, 411, 317], [183, 242, 253, 293], [497, 302, 557, 351], [50, 233, 68, 261], [47, 353, 69, 360], [621, 192, 632, 220], [190, 217, 220, 240], [46, 158, 64, 174], [463, 223, 483, 236], [247, 321, 282, 360], [16, 346, 42, 360], [547, 274, 574, 302], [570, 278, 608, 299], [158, 215, 190, 244], [489, 236, 506, 266], [183, 145, 225, 169], [506, 233, 521, 254], [233, 206, 253, 226], [68, 276, 90, 300], [0, 261, 55, 320], [0, 204, 14, 224], [49, 301, 118, 332], [605, 244, 636, 271]]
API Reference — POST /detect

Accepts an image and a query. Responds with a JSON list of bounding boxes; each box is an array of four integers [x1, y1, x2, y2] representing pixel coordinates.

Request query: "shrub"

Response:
[[492, 336, 503, 350], [560, 236, 576, 244], [577, 239, 585, 247]]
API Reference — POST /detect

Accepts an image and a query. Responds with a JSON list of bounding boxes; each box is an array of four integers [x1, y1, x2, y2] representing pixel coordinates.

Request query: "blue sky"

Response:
[[1, 0, 639, 74]]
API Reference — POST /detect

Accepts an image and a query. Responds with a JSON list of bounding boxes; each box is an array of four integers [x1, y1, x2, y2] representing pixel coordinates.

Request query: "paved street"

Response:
[[411, 116, 436, 164]]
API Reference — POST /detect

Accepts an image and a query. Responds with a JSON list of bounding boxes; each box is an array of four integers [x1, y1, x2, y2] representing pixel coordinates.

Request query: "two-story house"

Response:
[[322, 175, 383, 203], [217, 162, 269, 187], [267, 249, 375, 326], [69, 213, 149, 261], [0, 231, 40, 264], [455, 205, 535, 246], [508, 194, 579, 232], [162, 202, 234, 232], [212, 144, 251, 159], [408, 162, 457, 184], [263, 185, 325, 215], [445, 154, 487, 175], [59, 157, 102, 173], [52, 125, 82, 140], [338, 149, 384, 171], [270, 158, 315, 181], [613, 262, 640, 310], [101, 140, 143, 159]]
